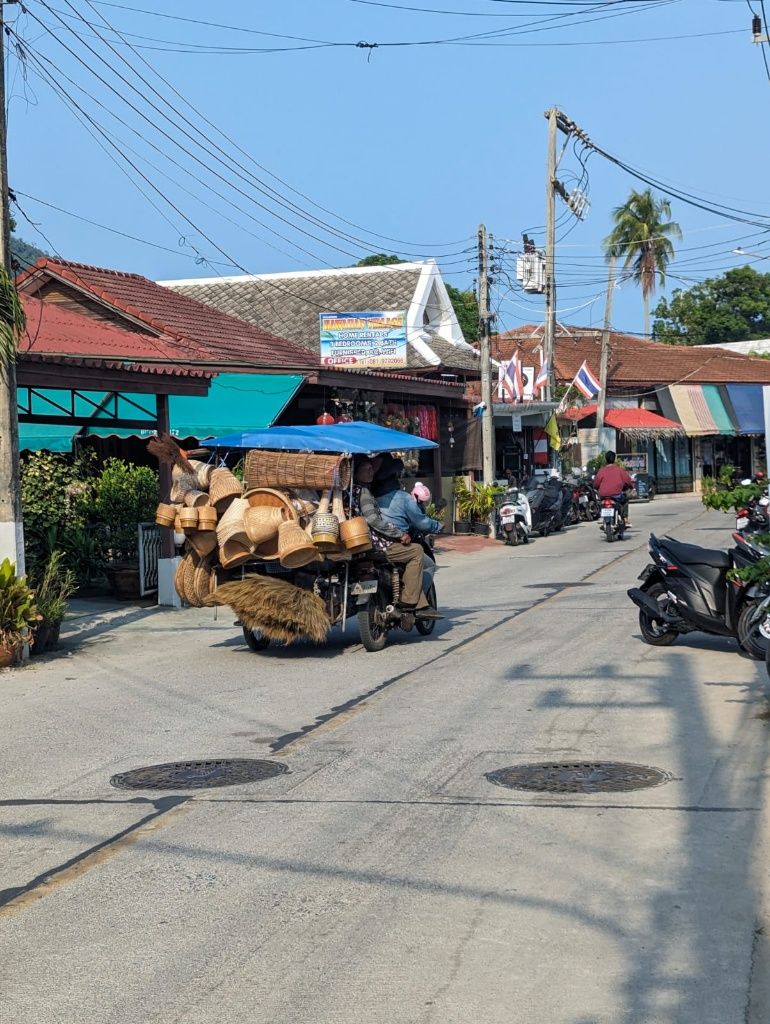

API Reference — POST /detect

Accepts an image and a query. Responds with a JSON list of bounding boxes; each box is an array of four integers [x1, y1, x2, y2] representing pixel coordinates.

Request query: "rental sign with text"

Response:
[[319, 311, 408, 370]]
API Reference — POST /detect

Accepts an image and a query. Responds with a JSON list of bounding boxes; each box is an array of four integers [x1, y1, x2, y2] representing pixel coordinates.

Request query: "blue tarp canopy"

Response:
[[202, 421, 438, 454], [723, 384, 765, 435]]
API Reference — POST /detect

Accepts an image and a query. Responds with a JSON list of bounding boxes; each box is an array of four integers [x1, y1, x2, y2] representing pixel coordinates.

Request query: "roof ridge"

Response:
[[39, 257, 146, 280]]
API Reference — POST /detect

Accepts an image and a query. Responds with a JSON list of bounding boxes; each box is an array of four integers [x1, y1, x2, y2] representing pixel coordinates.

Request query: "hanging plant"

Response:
[[0, 265, 25, 367]]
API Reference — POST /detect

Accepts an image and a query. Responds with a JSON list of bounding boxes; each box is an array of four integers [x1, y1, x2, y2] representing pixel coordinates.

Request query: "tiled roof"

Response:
[[20, 350, 212, 380], [495, 325, 770, 386], [20, 294, 187, 363], [162, 265, 479, 373], [17, 258, 315, 368]]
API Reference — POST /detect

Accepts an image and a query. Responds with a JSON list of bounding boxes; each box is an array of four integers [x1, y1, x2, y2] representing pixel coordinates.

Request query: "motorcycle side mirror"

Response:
[[434, 498, 448, 511]]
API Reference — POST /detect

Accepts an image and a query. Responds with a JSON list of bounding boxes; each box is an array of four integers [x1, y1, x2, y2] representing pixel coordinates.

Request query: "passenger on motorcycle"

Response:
[[593, 451, 634, 525], [351, 458, 441, 620], [373, 455, 443, 540]]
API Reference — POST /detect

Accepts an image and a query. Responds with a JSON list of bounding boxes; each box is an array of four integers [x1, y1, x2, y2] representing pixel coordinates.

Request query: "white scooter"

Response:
[[498, 487, 532, 546]]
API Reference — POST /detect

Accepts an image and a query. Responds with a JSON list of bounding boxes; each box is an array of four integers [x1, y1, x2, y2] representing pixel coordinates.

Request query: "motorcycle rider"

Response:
[[352, 457, 442, 620], [374, 455, 444, 541], [593, 450, 634, 525]]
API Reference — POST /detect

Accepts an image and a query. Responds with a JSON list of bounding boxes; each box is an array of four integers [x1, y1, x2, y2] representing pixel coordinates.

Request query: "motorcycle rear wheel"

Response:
[[416, 585, 438, 636], [638, 582, 678, 646], [605, 521, 613, 543], [358, 592, 388, 652], [243, 626, 270, 652]]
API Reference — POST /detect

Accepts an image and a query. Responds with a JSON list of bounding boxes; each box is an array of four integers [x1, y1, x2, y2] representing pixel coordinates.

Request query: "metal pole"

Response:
[[596, 255, 616, 431], [478, 223, 495, 485], [543, 107, 558, 405], [0, 0, 24, 571], [764, 387, 770, 502]]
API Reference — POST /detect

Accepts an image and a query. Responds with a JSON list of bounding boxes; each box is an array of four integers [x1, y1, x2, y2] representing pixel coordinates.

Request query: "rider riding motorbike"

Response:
[[351, 457, 442, 620], [593, 450, 634, 525]]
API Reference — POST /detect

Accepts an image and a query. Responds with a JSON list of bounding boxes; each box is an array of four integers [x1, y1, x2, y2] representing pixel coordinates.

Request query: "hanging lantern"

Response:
[[337, 413, 353, 423], [316, 412, 335, 425]]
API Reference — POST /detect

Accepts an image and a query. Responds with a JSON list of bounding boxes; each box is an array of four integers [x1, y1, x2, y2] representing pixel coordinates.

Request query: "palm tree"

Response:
[[603, 189, 681, 338]]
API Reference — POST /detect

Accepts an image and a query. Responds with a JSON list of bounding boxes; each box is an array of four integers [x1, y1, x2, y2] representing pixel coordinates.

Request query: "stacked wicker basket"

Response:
[[154, 450, 373, 607]]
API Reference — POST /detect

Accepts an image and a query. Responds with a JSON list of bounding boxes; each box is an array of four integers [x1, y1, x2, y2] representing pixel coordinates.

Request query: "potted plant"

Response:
[[91, 459, 159, 599], [471, 483, 503, 535], [0, 559, 40, 668], [453, 479, 474, 534], [30, 551, 77, 655]]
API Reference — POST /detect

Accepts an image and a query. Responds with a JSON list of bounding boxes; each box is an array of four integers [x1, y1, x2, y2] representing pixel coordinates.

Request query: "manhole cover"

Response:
[[110, 759, 288, 791], [485, 761, 672, 794]]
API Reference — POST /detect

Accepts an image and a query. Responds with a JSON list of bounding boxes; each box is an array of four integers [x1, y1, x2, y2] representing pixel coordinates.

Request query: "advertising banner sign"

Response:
[[319, 311, 408, 370], [619, 453, 648, 473]]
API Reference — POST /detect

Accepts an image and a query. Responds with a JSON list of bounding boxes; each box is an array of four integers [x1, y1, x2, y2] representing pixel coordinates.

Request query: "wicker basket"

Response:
[[174, 558, 187, 602], [188, 530, 217, 558], [209, 468, 243, 514], [278, 520, 320, 569], [179, 507, 199, 533], [197, 506, 218, 531], [310, 489, 339, 551], [216, 497, 254, 568], [183, 489, 209, 508], [339, 516, 372, 552], [194, 560, 216, 604], [244, 450, 351, 492], [244, 505, 287, 546], [155, 502, 177, 528], [182, 553, 200, 606]]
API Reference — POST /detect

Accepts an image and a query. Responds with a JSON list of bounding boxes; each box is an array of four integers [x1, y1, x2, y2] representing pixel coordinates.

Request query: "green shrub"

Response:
[[0, 558, 39, 651], [91, 459, 158, 563]]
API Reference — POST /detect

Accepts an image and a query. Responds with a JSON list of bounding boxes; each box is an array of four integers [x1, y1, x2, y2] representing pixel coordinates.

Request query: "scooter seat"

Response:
[[660, 537, 731, 569]]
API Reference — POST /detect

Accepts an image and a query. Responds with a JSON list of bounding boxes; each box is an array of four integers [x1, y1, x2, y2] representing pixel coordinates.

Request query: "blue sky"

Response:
[[7, 0, 770, 338]]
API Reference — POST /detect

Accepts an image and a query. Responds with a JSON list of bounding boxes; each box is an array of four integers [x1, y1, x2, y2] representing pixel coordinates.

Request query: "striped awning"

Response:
[[661, 384, 736, 437], [722, 384, 765, 435]]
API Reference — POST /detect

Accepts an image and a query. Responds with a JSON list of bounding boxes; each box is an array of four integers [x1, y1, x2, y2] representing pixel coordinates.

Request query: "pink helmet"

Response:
[[412, 482, 431, 503]]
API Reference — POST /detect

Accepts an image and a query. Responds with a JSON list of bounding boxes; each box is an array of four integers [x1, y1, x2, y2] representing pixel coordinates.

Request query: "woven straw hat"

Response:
[[244, 505, 286, 546], [209, 468, 243, 514], [216, 497, 254, 568], [278, 519, 320, 569]]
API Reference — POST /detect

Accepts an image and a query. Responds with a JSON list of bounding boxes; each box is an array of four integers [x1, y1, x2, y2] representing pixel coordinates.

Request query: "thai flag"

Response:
[[572, 359, 601, 399], [535, 359, 549, 393], [504, 354, 524, 402]]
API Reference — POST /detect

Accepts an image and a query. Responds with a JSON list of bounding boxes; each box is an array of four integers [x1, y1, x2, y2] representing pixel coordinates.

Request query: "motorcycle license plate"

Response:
[[350, 580, 378, 596], [736, 516, 749, 530], [501, 514, 517, 524], [579, 495, 588, 504], [600, 508, 614, 518]]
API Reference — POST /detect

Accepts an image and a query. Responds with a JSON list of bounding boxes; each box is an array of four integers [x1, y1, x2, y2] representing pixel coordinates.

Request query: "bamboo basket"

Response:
[[155, 502, 177, 528], [179, 507, 199, 533], [182, 553, 200, 606], [174, 558, 188, 602], [197, 506, 218, 531], [209, 468, 243, 514], [244, 505, 287, 546], [183, 489, 209, 508], [339, 516, 372, 553], [310, 489, 339, 552], [216, 497, 254, 569], [278, 520, 320, 569], [187, 530, 217, 558], [244, 450, 350, 492]]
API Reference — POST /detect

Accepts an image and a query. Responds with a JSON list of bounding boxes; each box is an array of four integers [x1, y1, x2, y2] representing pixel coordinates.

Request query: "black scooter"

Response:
[[627, 533, 770, 656]]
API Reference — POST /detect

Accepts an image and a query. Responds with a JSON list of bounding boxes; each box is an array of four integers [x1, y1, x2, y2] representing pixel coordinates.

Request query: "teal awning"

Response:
[[168, 373, 305, 439], [702, 384, 737, 436], [18, 374, 305, 451]]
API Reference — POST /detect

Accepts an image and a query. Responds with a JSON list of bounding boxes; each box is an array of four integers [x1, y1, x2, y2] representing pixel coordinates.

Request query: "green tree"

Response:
[[8, 215, 46, 271], [603, 188, 682, 338], [355, 254, 406, 267], [444, 283, 478, 342], [652, 265, 770, 345]]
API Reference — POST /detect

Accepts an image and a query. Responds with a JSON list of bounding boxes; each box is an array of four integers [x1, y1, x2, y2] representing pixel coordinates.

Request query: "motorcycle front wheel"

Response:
[[737, 601, 769, 660], [243, 625, 270, 652]]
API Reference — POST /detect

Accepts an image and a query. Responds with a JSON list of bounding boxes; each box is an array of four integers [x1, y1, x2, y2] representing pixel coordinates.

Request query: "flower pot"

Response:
[[0, 640, 22, 668], [106, 564, 142, 600], [30, 621, 62, 656], [453, 520, 471, 535], [472, 522, 491, 536]]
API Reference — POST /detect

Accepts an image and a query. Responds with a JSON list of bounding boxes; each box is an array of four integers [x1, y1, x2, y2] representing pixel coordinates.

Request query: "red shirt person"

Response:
[[593, 453, 634, 498]]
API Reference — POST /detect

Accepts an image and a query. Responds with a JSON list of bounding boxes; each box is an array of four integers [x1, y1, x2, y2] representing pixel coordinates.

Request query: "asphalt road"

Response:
[[2, 496, 770, 1023]]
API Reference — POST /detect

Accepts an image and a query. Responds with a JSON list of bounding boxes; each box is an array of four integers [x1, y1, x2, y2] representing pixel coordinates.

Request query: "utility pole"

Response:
[[0, 0, 23, 571], [543, 107, 558, 404], [477, 223, 495, 486], [596, 254, 616, 431]]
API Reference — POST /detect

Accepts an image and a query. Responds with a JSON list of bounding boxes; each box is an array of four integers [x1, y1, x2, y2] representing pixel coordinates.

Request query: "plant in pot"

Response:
[[30, 550, 77, 655], [0, 559, 40, 668], [91, 459, 159, 600], [453, 479, 475, 534]]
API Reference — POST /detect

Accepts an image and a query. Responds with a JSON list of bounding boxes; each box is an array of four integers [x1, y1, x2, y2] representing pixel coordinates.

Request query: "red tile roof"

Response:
[[19, 349, 213, 380], [17, 258, 316, 369], [563, 403, 683, 432], [494, 325, 770, 387]]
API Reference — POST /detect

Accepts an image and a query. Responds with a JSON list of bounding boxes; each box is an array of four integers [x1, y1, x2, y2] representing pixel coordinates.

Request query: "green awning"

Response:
[[702, 384, 736, 436]]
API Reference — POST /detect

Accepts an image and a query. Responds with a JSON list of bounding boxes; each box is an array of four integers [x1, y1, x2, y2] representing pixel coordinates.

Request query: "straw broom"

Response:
[[203, 576, 330, 645], [147, 433, 196, 475]]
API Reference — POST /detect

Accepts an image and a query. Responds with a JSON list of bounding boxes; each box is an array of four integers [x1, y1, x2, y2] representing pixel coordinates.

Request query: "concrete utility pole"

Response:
[[0, 0, 24, 571], [596, 255, 616, 431], [477, 223, 495, 485], [543, 107, 558, 404]]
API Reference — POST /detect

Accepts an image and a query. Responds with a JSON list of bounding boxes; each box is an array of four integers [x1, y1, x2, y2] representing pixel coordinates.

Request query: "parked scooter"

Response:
[[497, 486, 532, 546], [627, 532, 770, 656], [575, 478, 600, 521], [525, 476, 565, 536]]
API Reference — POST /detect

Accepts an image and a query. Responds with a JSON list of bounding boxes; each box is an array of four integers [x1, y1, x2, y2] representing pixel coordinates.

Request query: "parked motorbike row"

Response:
[[627, 522, 770, 679], [496, 474, 624, 546]]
